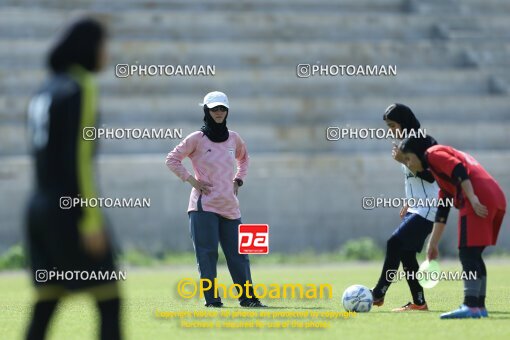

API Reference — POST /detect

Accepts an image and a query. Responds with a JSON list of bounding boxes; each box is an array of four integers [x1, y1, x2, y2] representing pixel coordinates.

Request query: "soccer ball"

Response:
[[342, 285, 373, 312]]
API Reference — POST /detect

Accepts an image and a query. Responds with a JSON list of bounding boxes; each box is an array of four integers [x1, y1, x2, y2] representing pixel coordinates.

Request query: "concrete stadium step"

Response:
[[3, 0, 508, 14], [1, 0, 406, 12], [406, 0, 460, 14], [462, 0, 510, 13], [97, 95, 510, 124], [1, 94, 508, 125], [0, 68, 497, 97], [0, 8, 459, 41], [434, 20, 510, 41], [1, 39, 490, 70], [1, 7, 508, 41], [464, 46, 510, 68], [409, 0, 510, 14], [488, 74, 510, 95], [2, 121, 508, 156], [3, 0, 509, 14]]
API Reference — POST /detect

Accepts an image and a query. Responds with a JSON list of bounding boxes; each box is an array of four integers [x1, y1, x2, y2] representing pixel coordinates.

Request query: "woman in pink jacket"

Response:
[[166, 91, 266, 308]]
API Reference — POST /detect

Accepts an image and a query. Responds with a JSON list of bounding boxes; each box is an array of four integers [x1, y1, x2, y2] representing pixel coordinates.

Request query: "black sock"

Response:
[[479, 296, 486, 308], [459, 247, 484, 308], [97, 298, 121, 340], [463, 296, 478, 308], [373, 235, 402, 298], [26, 300, 59, 340], [479, 253, 487, 308], [401, 251, 426, 305]]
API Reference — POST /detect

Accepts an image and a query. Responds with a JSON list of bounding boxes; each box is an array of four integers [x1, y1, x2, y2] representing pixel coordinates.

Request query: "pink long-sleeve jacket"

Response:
[[166, 130, 249, 219]]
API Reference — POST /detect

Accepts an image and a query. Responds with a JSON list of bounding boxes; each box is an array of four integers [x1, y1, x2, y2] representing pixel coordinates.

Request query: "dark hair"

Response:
[[383, 103, 421, 133], [400, 135, 438, 167], [47, 17, 106, 73]]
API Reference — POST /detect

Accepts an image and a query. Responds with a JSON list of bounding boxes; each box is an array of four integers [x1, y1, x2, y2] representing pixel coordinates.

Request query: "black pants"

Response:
[[26, 297, 121, 340], [373, 235, 426, 305], [25, 193, 122, 339]]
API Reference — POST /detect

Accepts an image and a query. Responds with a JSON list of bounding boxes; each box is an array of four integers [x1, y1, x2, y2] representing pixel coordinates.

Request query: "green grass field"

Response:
[[1, 262, 510, 340]]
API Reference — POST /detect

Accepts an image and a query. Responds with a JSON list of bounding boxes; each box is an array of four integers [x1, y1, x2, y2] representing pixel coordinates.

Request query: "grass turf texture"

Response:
[[1, 262, 510, 340]]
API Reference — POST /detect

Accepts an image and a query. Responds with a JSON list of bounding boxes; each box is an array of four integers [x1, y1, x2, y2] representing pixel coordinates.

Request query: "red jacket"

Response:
[[425, 145, 506, 246], [424, 145, 497, 209]]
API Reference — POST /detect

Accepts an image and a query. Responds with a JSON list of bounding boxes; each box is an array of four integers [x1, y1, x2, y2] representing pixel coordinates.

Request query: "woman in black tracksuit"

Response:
[[25, 18, 121, 340]]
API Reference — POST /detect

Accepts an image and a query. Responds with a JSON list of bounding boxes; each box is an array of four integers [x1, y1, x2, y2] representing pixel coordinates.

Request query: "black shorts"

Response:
[[25, 193, 118, 290], [392, 212, 433, 253]]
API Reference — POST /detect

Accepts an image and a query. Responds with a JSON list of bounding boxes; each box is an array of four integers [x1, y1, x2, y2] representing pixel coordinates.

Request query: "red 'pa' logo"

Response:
[[238, 224, 269, 254]]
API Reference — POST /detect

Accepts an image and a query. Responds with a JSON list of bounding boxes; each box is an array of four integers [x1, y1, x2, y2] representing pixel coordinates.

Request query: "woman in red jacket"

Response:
[[399, 136, 506, 319]]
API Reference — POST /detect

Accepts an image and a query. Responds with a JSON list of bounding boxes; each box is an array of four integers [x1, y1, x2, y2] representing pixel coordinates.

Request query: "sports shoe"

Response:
[[479, 307, 489, 318], [205, 301, 223, 308], [392, 302, 428, 312], [240, 297, 267, 308], [440, 304, 482, 319], [370, 289, 384, 307]]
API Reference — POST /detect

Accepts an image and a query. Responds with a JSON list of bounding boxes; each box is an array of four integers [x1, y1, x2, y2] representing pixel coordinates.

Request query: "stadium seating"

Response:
[[0, 0, 508, 254]]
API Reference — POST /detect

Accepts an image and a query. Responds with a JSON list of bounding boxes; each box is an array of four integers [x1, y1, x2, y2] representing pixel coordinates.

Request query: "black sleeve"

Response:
[[451, 163, 469, 184], [434, 205, 451, 223], [57, 85, 82, 196], [416, 170, 435, 183]]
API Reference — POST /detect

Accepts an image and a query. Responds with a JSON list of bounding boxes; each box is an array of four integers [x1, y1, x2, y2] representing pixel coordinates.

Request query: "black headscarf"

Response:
[[383, 103, 421, 133], [399, 135, 438, 168], [200, 105, 229, 143], [48, 17, 106, 73]]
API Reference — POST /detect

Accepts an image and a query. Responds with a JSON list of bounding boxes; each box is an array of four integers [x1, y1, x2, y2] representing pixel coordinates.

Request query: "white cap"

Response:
[[199, 91, 229, 109]]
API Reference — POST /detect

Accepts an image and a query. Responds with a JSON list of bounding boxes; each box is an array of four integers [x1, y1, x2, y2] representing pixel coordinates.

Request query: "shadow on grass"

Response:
[[373, 310, 510, 319], [220, 306, 326, 310], [485, 311, 510, 319]]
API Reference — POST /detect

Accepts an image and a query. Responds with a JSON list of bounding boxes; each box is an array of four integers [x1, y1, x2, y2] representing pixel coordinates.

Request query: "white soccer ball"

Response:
[[342, 285, 373, 312]]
